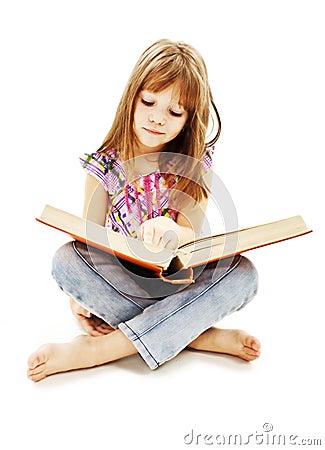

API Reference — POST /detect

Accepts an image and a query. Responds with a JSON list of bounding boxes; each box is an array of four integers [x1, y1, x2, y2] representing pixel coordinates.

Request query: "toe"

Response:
[[28, 370, 46, 382], [236, 331, 261, 361], [27, 346, 49, 371], [27, 353, 42, 370], [242, 345, 261, 361], [244, 335, 261, 352], [27, 348, 51, 382]]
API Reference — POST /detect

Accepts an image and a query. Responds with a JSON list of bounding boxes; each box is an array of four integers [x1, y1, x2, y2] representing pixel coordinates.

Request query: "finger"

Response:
[[71, 299, 92, 318], [85, 316, 114, 335], [90, 318, 109, 332], [84, 317, 106, 336], [142, 223, 155, 245], [79, 307, 92, 318], [153, 232, 163, 248], [78, 316, 101, 336], [162, 230, 179, 250], [97, 323, 115, 334]]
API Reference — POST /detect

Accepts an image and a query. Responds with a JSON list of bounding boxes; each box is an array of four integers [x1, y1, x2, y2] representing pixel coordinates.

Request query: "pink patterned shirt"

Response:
[[80, 148, 214, 239]]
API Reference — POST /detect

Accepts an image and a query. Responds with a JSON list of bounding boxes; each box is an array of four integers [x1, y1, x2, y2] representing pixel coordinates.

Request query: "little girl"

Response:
[[28, 39, 260, 382]]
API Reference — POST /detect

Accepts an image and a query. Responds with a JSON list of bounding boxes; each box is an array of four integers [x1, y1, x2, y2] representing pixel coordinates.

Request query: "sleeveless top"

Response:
[[80, 147, 214, 239]]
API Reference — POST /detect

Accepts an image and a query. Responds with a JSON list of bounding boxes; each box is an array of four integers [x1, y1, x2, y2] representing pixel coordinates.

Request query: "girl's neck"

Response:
[[133, 142, 164, 159], [135, 154, 159, 175], [123, 152, 160, 180]]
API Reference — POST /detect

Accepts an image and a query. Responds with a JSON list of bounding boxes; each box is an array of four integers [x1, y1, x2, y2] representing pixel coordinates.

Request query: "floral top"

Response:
[[80, 148, 214, 239]]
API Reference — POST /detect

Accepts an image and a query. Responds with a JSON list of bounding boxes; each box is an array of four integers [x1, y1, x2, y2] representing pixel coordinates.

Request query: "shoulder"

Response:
[[79, 149, 119, 174], [164, 146, 215, 173], [201, 145, 215, 174], [79, 149, 124, 194]]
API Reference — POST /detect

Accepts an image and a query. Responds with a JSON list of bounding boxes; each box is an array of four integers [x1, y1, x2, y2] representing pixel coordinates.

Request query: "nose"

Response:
[[149, 110, 166, 126]]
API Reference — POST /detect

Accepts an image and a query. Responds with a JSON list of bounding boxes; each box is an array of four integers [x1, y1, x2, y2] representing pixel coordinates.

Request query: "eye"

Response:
[[169, 110, 183, 117], [141, 98, 154, 106]]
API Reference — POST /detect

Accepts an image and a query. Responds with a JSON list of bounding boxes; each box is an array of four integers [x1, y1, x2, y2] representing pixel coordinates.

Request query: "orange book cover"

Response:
[[36, 205, 312, 284]]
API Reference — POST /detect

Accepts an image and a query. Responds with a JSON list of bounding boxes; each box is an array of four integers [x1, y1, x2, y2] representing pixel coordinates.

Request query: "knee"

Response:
[[51, 241, 77, 287], [237, 255, 259, 299]]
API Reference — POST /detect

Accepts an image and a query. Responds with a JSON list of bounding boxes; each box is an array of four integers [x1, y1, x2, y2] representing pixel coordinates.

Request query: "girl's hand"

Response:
[[140, 217, 181, 250], [70, 298, 115, 336]]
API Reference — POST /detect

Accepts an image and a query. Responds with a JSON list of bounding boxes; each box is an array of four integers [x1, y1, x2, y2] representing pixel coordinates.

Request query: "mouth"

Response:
[[143, 127, 164, 136]]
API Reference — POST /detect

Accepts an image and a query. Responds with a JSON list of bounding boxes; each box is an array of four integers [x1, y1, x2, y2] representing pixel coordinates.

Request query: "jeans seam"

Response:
[[72, 241, 145, 310], [121, 322, 159, 368], [135, 255, 243, 338]]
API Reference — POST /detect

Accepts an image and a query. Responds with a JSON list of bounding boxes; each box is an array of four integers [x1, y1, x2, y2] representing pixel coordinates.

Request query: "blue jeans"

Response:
[[51, 241, 258, 369]]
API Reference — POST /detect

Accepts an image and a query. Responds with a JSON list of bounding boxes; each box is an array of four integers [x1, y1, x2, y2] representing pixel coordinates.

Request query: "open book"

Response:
[[36, 204, 312, 284]]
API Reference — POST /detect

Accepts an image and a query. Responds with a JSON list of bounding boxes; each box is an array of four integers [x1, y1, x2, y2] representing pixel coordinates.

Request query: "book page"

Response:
[[38, 205, 175, 270], [178, 215, 311, 268]]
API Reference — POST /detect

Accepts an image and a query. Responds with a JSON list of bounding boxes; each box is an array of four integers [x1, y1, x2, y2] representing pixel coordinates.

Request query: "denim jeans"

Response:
[[52, 241, 258, 369]]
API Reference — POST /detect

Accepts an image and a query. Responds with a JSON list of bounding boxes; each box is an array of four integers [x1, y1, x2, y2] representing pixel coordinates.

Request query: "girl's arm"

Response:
[[176, 194, 209, 242], [83, 174, 109, 226], [141, 171, 211, 249], [140, 197, 208, 249]]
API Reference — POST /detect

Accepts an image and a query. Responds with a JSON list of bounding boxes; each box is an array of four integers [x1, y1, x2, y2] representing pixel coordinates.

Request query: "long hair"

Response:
[[98, 39, 221, 203]]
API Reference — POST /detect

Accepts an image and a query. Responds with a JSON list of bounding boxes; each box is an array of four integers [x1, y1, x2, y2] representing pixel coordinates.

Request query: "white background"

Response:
[[1, 1, 324, 449]]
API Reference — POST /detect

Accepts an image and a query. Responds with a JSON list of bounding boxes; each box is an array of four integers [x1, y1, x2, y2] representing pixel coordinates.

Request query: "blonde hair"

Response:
[[98, 39, 221, 203]]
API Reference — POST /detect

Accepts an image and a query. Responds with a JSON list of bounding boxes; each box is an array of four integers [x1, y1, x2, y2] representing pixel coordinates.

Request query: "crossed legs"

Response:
[[27, 298, 260, 382], [27, 244, 260, 382]]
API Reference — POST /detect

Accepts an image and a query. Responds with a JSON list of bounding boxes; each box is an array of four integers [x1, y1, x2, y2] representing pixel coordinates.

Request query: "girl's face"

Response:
[[133, 85, 188, 155]]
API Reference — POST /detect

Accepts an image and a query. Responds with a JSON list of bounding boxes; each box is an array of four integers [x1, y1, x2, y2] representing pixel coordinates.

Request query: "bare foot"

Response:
[[27, 331, 137, 382], [188, 327, 261, 362], [27, 335, 93, 382], [70, 297, 115, 336]]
